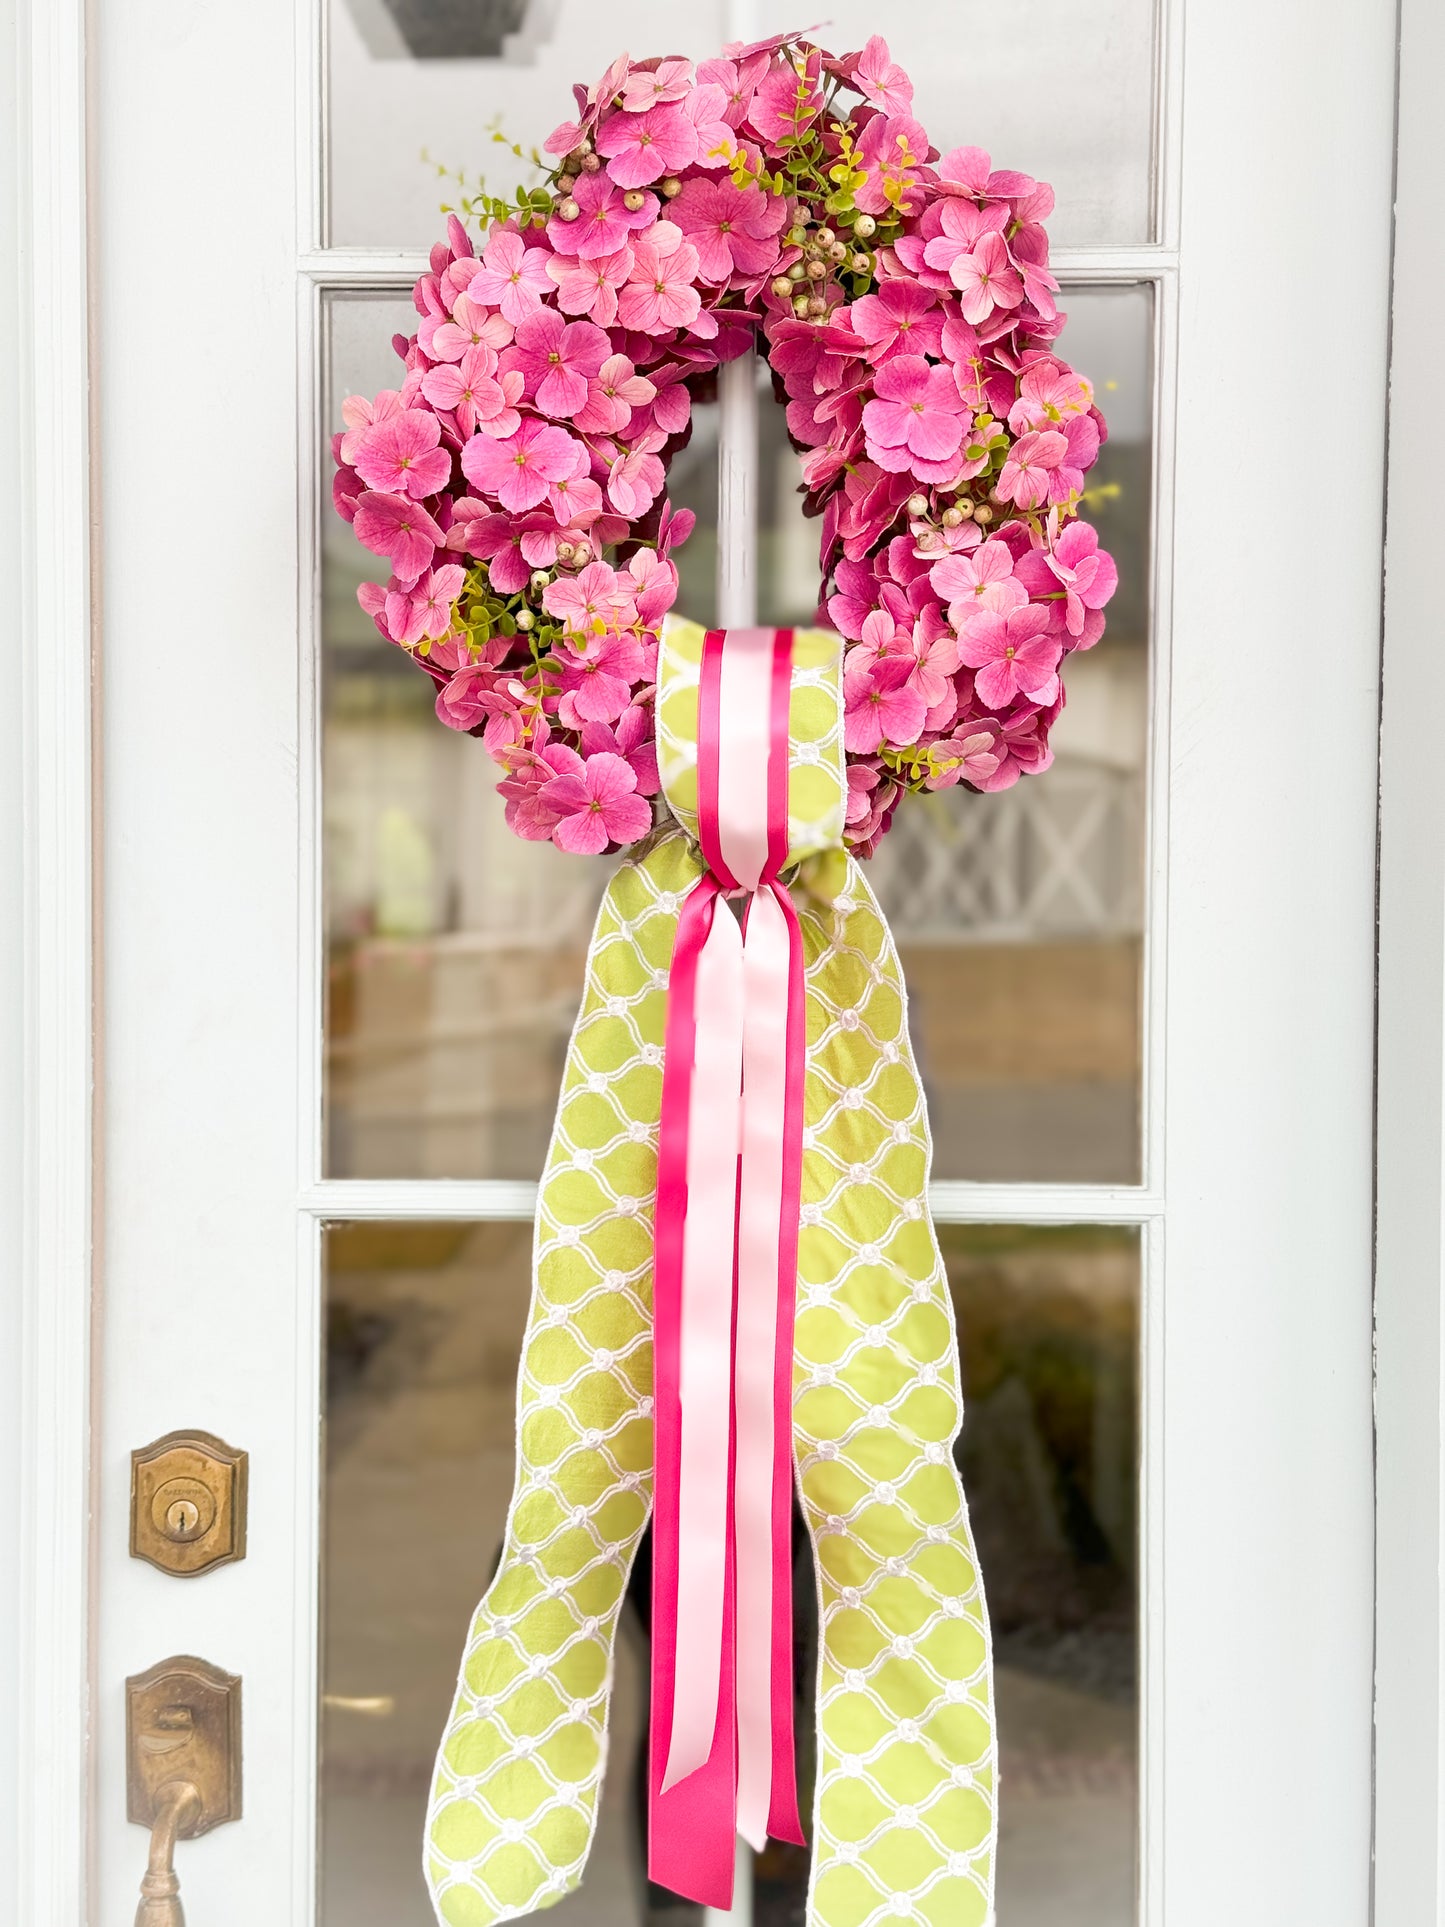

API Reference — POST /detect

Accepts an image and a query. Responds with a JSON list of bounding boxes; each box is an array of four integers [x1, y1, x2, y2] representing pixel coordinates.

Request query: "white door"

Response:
[[77, 0, 1390, 1922]]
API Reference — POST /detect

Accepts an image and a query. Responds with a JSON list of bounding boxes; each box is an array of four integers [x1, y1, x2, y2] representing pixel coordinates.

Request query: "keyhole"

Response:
[[165, 1498, 202, 1540]]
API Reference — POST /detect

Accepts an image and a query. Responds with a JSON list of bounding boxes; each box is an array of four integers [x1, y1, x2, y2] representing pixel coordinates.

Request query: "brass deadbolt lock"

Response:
[[131, 1431, 247, 1577]]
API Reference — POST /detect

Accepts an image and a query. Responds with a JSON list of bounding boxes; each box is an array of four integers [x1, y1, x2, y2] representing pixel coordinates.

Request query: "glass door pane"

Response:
[[320, 1222, 1139, 1923]]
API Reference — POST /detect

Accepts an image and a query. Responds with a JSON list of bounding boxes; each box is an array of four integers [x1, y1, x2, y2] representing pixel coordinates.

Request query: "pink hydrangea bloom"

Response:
[[510, 309, 610, 417], [549, 174, 658, 261], [848, 282, 943, 363], [467, 231, 555, 326], [353, 491, 444, 582], [422, 350, 522, 439], [618, 223, 702, 332], [542, 560, 627, 634], [553, 631, 648, 724], [930, 540, 1028, 619], [620, 58, 694, 111], [852, 36, 913, 114], [384, 563, 465, 646], [579, 703, 660, 794], [460, 418, 583, 513], [574, 354, 656, 434], [542, 750, 654, 854], [351, 409, 452, 500], [995, 429, 1069, 509], [843, 648, 927, 753], [862, 355, 967, 469], [547, 245, 634, 325], [670, 177, 787, 284], [681, 83, 742, 169], [1044, 519, 1118, 641], [958, 606, 1062, 708], [430, 293, 514, 363], [596, 103, 699, 188]]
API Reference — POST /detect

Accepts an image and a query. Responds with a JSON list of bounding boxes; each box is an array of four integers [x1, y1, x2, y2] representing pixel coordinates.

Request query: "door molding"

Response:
[[11, 0, 94, 1921], [1376, 0, 1445, 1916]]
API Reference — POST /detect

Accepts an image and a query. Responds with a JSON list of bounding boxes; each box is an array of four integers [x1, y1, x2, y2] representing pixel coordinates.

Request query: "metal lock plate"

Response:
[[126, 1655, 242, 1835], [130, 1430, 248, 1577]]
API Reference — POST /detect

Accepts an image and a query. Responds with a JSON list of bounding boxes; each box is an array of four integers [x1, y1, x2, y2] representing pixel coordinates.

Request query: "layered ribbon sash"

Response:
[[424, 617, 1000, 1927], [649, 629, 807, 1906]]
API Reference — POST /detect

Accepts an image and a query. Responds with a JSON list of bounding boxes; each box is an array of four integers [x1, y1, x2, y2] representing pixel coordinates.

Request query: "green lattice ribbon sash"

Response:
[[425, 620, 997, 1927]]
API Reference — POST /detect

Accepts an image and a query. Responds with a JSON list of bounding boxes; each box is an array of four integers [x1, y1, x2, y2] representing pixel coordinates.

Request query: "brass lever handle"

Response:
[[134, 1780, 201, 1926]]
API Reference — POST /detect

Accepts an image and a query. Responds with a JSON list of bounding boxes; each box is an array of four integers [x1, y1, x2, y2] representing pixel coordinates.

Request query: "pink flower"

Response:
[[351, 409, 452, 500], [852, 36, 913, 113], [553, 630, 647, 723], [421, 348, 523, 439], [843, 648, 927, 753], [547, 245, 634, 325], [862, 355, 967, 470], [429, 293, 514, 363], [1008, 359, 1094, 436], [945, 232, 1024, 327], [847, 282, 942, 363], [460, 418, 583, 513], [957, 606, 1062, 709], [618, 223, 702, 333], [606, 431, 668, 516], [620, 57, 694, 111], [339, 389, 402, 465], [747, 49, 824, 145], [680, 82, 742, 169], [352, 492, 445, 582], [546, 469, 605, 524], [931, 540, 1028, 619], [1044, 520, 1118, 641], [550, 173, 657, 260], [466, 230, 554, 326], [624, 545, 679, 626], [574, 353, 656, 434], [384, 563, 465, 646], [995, 429, 1069, 510], [670, 177, 786, 284], [854, 113, 929, 218], [579, 702, 660, 794], [936, 146, 1038, 203], [926, 728, 1002, 790], [510, 309, 610, 417], [697, 52, 767, 125], [596, 103, 698, 188], [542, 560, 626, 634], [921, 197, 1010, 287], [542, 750, 653, 854]]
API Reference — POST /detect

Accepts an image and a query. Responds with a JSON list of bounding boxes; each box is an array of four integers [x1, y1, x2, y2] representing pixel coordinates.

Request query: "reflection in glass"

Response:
[[326, 0, 727, 247], [327, 0, 1155, 252], [320, 1221, 1138, 1926], [750, 0, 1156, 248]]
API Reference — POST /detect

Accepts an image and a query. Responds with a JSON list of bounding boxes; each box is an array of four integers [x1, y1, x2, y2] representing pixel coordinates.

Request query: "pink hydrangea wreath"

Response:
[[332, 30, 1117, 858]]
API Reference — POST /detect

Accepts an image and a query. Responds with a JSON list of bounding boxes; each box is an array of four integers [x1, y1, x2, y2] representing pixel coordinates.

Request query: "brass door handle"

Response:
[[126, 1658, 242, 1924], [134, 1780, 202, 1926]]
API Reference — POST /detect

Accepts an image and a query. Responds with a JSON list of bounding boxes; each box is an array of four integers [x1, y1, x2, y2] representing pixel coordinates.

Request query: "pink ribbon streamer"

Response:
[[649, 629, 806, 1908]]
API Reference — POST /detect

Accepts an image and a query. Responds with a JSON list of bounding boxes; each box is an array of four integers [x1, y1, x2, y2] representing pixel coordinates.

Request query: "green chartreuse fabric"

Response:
[[425, 623, 997, 1927]]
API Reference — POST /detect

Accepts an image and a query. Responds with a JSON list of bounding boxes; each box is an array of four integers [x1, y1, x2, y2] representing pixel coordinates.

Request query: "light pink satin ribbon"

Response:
[[649, 628, 806, 1909]]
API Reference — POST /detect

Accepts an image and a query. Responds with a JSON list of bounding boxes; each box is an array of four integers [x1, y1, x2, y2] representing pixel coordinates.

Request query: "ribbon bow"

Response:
[[649, 628, 808, 1904]]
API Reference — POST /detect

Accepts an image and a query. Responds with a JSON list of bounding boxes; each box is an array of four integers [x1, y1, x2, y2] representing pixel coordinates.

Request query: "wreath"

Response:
[[332, 30, 1116, 858]]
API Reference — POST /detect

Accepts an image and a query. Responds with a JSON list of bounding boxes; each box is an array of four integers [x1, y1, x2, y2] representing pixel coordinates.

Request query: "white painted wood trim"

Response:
[[1375, 0, 1445, 1913], [14, 0, 93, 1921], [297, 246, 1182, 290], [299, 1179, 1165, 1225]]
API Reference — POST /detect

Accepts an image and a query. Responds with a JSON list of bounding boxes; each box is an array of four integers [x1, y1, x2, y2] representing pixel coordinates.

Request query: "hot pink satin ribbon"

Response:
[[649, 628, 806, 1908]]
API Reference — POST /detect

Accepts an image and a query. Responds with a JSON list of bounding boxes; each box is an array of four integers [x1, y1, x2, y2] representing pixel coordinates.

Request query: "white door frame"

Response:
[[6, 0, 1430, 1919]]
